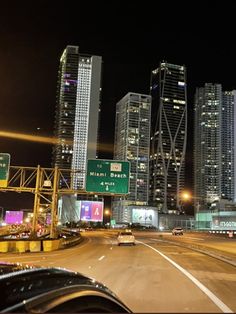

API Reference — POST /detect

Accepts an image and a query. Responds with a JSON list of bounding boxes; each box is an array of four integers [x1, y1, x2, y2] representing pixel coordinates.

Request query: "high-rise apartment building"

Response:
[[112, 93, 151, 223], [222, 91, 236, 201], [53, 46, 102, 189], [194, 84, 236, 211], [194, 84, 222, 211], [150, 62, 187, 213]]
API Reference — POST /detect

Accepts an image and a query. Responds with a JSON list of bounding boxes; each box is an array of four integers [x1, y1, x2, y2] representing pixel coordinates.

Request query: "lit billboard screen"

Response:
[[212, 216, 236, 229], [132, 208, 157, 227], [5, 211, 23, 224], [80, 201, 103, 222]]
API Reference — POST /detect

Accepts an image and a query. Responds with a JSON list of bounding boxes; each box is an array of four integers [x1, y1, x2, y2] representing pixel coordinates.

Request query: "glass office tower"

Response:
[[150, 62, 187, 213]]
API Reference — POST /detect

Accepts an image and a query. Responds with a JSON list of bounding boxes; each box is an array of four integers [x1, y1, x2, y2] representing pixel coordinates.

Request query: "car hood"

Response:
[[0, 262, 130, 312]]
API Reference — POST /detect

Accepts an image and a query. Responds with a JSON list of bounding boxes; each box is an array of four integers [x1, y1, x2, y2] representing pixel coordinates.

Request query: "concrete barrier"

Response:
[[8, 241, 15, 252], [16, 241, 26, 253], [0, 241, 8, 253], [29, 241, 41, 252], [59, 235, 83, 248], [43, 239, 60, 252], [0, 234, 82, 253]]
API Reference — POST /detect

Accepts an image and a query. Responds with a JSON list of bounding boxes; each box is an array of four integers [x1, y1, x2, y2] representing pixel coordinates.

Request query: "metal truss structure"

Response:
[[0, 165, 110, 238]]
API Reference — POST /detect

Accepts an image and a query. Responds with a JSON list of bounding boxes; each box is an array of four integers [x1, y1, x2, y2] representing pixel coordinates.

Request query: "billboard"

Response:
[[80, 201, 103, 222], [212, 216, 236, 230], [5, 211, 23, 224], [132, 208, 158, 227]]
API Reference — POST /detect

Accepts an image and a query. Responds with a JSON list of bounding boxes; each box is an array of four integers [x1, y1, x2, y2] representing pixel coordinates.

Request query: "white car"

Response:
[[172, 227, 184, 235], [117, 230, 135, 246]]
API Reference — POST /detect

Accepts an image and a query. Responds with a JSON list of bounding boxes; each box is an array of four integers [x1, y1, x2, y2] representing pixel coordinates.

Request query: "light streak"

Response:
[[0, 131, 114, 153]]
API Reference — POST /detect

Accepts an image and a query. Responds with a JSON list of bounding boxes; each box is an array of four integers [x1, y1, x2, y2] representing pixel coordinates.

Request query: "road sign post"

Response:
[[0, 153, 10, 187], [86, 159, 130, 195]]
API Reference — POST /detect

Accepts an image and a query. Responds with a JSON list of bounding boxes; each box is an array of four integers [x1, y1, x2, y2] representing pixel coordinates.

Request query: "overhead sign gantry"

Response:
[[0, 159, 131, 239]]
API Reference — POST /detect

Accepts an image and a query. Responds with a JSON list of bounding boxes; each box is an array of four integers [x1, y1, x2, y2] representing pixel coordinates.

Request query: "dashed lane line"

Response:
[[98, 255, 105, 261]]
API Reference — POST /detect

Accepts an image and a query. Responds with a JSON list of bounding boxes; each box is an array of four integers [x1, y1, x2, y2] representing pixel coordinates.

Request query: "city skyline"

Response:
[[0, 1, 236, 210]]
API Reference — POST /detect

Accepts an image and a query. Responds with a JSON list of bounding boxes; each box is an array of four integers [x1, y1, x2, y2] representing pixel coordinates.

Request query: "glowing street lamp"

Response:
[[104, 209, 110, 216], [104, 209, 111, 227], [179, 191, 192, 214], [181, 191, 191, 201]]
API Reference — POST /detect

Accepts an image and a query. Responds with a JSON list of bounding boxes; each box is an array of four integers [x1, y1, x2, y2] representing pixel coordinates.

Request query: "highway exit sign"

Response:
[[0, 153, 10, 187], [86, 159, 130, 195]]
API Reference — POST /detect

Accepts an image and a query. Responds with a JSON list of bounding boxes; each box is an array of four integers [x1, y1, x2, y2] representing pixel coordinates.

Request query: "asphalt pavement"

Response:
[[0, 230, 236, 313]]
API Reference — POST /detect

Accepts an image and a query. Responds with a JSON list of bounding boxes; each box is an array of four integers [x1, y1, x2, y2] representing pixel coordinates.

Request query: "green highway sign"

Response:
[[86, 159, 130, 194], [0, 153, 10, 187]]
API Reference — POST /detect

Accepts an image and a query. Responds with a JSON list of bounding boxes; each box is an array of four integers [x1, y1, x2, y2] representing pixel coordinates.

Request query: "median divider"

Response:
[[29, 241, 41, 252], [59, 235, 83, 248], [43, 239, 60, 252], [16, 241, 27, 253], [0, 241, 8, 253], [0, 232, 83, 253]]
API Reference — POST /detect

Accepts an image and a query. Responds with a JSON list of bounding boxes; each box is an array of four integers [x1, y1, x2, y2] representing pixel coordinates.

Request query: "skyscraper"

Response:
[[194, 84, 236, 211], [222, 90, 236, 201], [112, 92, 151, 223], [53, 46, 102, 189], [150, 62, 187, 213], [194, 84, 222, 211]]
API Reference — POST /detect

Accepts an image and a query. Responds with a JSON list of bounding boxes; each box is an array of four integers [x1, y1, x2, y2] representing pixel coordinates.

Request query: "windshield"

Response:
[[120, 232, 133, 236], [0, 2, 236, 314]]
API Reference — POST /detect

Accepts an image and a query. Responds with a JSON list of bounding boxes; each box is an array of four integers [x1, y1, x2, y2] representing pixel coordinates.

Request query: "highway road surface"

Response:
[[0, 230, 236, 313]]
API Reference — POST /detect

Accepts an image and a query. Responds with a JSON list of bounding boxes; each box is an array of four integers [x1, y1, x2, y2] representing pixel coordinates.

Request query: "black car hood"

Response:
[[0, 262, 128, 312]]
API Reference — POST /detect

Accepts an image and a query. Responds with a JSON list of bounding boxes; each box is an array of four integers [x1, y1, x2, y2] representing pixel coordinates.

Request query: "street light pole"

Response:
[[104, 209, 110, 226]]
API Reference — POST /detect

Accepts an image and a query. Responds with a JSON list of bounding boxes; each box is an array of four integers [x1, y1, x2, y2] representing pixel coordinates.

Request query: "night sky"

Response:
[[0, 1, 235, 209]]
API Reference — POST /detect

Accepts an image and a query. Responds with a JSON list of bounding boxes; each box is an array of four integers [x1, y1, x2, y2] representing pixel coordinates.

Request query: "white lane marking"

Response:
[[98, 255, 105, 261], [151, 237, 204, 242], [138, 240, 233, 313], [183, 236, 205, 241]]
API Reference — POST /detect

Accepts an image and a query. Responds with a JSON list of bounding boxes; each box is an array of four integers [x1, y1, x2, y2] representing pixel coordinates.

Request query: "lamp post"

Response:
[[180, 191, 191, 214], [104, 209, 111, 227]]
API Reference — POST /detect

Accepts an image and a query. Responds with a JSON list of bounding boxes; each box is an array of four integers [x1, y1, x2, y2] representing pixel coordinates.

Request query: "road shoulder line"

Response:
[[138, 240, 233, 313]]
